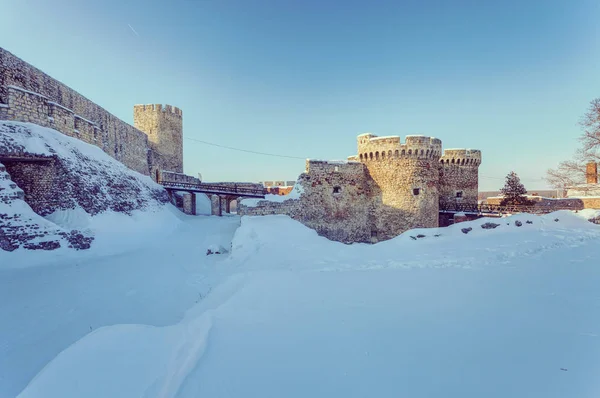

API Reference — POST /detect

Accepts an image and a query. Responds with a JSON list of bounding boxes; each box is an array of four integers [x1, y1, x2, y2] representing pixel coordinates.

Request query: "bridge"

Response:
[[160, 181, 265, 198], [157, 171, 264, 216]]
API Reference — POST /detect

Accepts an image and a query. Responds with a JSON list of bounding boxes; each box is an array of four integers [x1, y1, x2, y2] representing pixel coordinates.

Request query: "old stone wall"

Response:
[[2, 158, 58, 215], [295, 160, 376, 243], [134, 104, 183, 174], [158, 170, 200, 185], [581, 197, 600, 209], [0, 47, 159, 175], [439, 149, 481, 208], [240, 160, 377, 243]]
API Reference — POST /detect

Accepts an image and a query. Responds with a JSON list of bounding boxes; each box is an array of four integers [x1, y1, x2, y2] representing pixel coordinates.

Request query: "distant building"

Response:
[[566, 162, 600, 208]]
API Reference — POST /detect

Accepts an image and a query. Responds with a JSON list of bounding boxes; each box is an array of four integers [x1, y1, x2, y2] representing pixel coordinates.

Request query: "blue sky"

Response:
[[2, 0, 599, 190]]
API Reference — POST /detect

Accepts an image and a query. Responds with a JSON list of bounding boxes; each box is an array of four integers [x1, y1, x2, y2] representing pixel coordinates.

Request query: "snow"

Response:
[[73, 114, 98, 127], [574, 208, 600, 220], [1, 210, 600, 397], [7, 85, 48, 99], [46, 101, 74, 114], [308, 159, 357, 164]]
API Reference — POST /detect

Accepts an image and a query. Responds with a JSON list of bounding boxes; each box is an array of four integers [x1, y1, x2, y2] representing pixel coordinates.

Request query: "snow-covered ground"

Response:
[[1, 209, 600, 397]]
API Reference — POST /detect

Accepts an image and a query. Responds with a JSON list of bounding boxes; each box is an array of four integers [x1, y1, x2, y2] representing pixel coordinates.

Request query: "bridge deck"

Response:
[[160, 181, 265, 198]]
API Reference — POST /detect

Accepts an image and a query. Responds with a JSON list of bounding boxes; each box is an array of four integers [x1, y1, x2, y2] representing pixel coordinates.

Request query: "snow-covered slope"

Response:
[[0, 121, 169, 251], [4, 212, 599, 398]]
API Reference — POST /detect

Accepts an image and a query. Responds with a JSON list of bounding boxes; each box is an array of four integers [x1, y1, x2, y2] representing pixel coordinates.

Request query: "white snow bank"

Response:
[[16, 273, 247, 398], [195, 193, 212, 215], [230, 211, 600, 271], [18, 316, 214, 398], [574, 209, 600, 219], [0, 205, 185, 268]]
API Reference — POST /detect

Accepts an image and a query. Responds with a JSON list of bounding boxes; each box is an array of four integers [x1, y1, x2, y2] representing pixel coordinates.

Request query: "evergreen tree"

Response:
[[500, 171, 534, 206]]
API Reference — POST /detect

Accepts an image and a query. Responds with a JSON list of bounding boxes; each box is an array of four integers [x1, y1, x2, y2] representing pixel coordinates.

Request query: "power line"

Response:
[[185, 137, 306, 160], [185, 137, 547, 183]]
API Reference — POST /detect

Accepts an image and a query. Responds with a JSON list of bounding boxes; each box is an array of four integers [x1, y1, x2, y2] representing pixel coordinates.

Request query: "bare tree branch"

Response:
[[546, 98, 600, 195]]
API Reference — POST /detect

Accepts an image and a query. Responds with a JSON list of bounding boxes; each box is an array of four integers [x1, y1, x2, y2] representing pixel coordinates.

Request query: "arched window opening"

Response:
[[451, 159, 455, 164], [408, 149, 412, 155], [388, 150, 392, 158], [395, 150, 399, 157], [369, 152, 373, 160], [375, 151, 379, 160], [381, 151, 386, 159], [420, 149, 424, 156], [359, 154, 363, 161]]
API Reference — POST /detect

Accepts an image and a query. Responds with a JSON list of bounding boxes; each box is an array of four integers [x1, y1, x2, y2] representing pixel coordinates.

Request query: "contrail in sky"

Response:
[[128, 24, 139, 37]]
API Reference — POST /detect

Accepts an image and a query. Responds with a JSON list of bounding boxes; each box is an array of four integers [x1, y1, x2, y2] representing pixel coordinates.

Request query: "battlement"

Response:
[[133, 104, 183, 117], [306, 159, 363, 174], [440, 149, 481, 166], [356, 133, 442, 161]]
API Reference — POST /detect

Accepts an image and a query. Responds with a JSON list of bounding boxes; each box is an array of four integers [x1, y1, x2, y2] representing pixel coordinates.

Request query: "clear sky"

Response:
[[2, 0, 599, 190]]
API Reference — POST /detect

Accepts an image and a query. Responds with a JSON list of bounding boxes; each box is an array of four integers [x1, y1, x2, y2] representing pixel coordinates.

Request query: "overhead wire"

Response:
[[185, 136, 546, 183]]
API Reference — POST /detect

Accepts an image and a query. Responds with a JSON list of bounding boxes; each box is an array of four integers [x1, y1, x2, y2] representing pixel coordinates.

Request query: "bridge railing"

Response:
[[160, 181, 265, 197]]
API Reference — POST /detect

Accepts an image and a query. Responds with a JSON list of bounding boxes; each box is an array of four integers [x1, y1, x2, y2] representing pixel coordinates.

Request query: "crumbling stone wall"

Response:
[[240, 160, 377, 243], [1, 157, 58, 215], [158, 170, 200, 185]]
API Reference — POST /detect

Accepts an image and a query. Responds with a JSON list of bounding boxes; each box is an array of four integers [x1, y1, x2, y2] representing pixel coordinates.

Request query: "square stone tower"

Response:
[[133, 104, 183, 178]]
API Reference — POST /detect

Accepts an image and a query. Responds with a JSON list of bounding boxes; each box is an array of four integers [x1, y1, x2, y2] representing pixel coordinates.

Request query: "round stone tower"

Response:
[[133, 104, 183, 177], [356, 133, 442, 240], [439, 149, 482, 209]]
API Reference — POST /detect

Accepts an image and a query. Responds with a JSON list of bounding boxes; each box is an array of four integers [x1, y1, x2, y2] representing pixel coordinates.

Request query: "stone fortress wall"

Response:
[[439, 149, 481, 209], [134, 104, 183, 175], [0, 47, 182, 176], [240, 133, 482, 243]]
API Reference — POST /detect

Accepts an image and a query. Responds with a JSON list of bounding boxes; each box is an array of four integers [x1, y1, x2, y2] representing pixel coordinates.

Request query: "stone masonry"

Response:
[[239, 134, 482, 243], [0, 47, 183, 176], [134, 104, 183, 176]]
